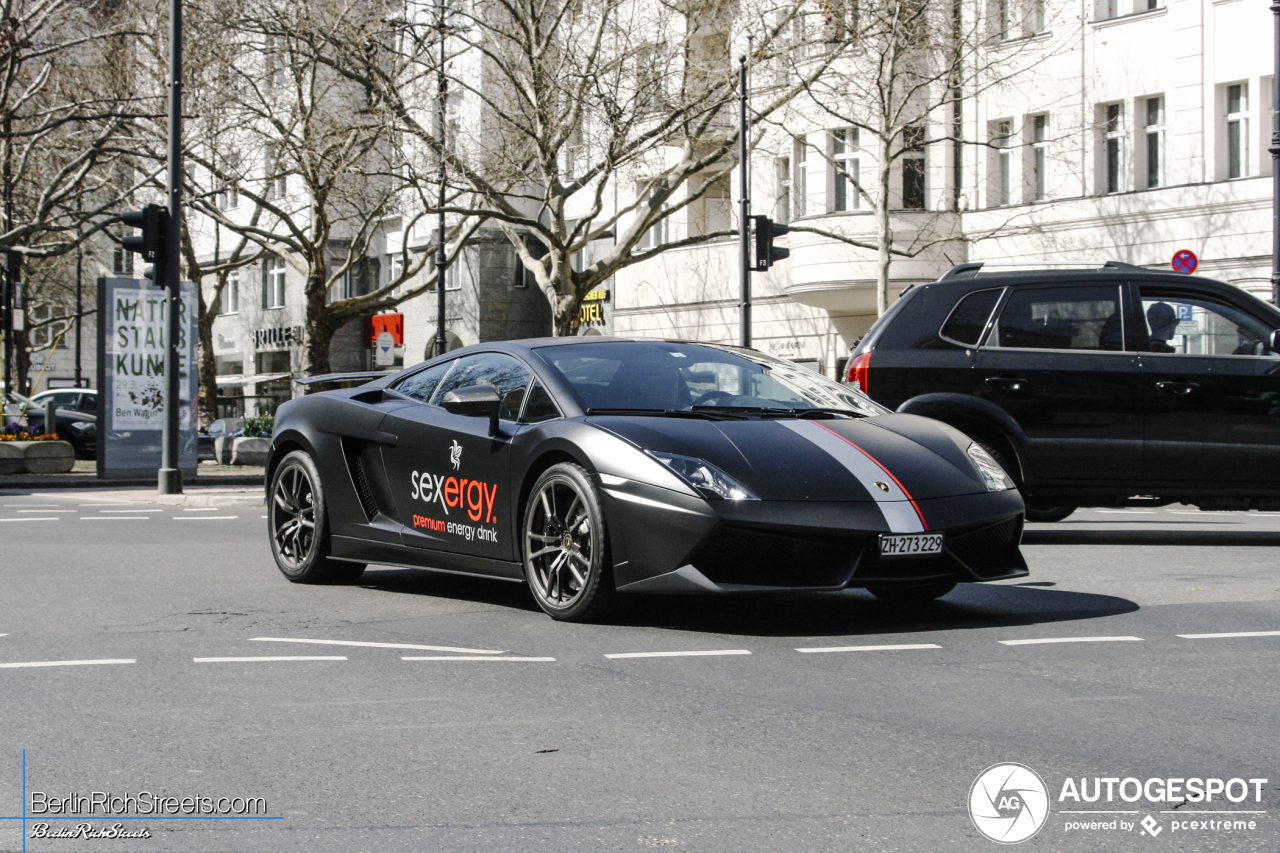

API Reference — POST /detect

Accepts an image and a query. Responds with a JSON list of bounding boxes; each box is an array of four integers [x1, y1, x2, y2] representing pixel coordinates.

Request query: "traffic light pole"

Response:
[[738, 56, 750, 349], [159, 0, 183, 494]]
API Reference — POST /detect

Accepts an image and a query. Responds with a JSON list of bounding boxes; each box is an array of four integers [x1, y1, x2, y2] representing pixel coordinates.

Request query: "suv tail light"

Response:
[[846, 352, 872, 393]]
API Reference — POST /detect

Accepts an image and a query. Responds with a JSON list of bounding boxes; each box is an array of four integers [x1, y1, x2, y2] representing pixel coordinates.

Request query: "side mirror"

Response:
[[1269, 330, 1280, 355], [441, 384, 501, 436]]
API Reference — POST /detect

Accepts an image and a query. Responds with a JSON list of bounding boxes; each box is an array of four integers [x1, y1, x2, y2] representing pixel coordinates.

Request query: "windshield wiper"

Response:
[[690, 405, 860, 419], [586, 408, 745, 421]]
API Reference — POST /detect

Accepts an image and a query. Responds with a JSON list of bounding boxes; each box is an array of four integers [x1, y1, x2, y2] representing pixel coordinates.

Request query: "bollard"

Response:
[[44, 399, 56, 438]]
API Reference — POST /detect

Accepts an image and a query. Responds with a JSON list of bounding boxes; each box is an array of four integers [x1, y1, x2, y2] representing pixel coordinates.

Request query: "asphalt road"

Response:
[[0, 490, 1277, 852]]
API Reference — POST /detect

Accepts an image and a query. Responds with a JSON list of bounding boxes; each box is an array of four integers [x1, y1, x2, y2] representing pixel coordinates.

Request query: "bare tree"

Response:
[[306, 0, 852, 335]]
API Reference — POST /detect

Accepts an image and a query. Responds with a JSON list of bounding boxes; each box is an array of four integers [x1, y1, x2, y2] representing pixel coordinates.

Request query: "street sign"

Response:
[[375, 331, 395, 366], [1172, 249, 1198, 274], [1174, 304, 1193, 322]]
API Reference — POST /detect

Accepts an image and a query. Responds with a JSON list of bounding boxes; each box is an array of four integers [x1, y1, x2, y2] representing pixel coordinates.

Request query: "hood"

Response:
[[586, 413, 987, 503]]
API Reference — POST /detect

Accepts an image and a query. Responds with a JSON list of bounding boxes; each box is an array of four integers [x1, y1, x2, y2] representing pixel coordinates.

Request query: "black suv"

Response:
[[847, 261, 1280, 521]]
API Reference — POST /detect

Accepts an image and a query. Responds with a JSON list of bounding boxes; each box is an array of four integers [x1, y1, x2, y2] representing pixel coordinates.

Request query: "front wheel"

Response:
[[522, 463, 615, 622], [1023, 504, 1077, 523], [269, 450, 366, 584], [866, 581, 957, 602]]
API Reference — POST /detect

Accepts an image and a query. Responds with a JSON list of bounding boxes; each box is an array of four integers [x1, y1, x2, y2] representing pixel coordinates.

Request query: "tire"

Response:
[[972, 439, 1076, 523], [522, 462, 616, 622], [866, 581, 957, 602], [268, 450, 366, 584]]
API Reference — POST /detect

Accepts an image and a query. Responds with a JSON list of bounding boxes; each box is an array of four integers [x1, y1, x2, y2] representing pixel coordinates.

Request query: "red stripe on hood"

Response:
[[810, 420, 929, 530]]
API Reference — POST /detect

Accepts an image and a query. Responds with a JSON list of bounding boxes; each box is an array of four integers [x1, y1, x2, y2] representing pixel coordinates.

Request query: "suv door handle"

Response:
[[1155, 381, 1200, 396], [985, 376, 1028, 392]]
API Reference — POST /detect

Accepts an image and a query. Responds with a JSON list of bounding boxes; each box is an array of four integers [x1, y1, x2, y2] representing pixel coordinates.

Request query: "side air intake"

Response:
[[342, 439, 379, 521]]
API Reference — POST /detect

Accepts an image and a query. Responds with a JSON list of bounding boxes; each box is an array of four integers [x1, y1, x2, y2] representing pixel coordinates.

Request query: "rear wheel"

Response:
[[269, 450, 365, 584], [866, 581, 957, 602], [973, 439, 1075, 523], [522, 463, 615, 622]]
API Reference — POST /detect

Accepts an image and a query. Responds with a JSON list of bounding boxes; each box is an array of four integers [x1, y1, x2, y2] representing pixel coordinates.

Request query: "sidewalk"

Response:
[[0, 462, 266, 506]]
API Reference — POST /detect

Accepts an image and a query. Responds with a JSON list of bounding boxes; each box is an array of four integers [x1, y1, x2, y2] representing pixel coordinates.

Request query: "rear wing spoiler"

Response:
[[294, 370, 398, 387]]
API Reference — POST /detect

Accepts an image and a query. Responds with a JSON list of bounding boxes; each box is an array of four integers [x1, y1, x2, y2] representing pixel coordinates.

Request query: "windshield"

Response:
[[537, 341, 886, 416]]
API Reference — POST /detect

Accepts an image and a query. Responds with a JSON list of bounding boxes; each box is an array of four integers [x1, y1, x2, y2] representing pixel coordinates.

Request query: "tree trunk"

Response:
[[303, 269, 338, 391], [197, 283, 219, 427], [875, 141, 894, 317]]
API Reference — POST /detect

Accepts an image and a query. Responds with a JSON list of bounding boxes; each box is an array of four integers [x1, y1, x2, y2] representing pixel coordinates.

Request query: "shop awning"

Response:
[[214, 372, 292, 388]]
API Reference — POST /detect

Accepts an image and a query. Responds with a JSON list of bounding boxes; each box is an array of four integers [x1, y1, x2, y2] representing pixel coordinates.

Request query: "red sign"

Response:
[[369, 313, 404, 347], [1171, 250, 1198, 274]]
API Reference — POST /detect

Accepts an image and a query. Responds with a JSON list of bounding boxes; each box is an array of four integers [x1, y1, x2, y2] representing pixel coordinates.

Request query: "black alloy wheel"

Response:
[[269, 450, 365, 584], [522, 462, 615, 621]]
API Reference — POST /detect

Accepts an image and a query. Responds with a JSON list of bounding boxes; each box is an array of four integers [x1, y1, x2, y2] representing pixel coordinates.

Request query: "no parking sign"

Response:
[[1172, 249, 1198, 274]]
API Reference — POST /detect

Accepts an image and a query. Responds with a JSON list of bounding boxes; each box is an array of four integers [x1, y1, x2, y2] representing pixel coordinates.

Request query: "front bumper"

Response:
[[602, 482, 1027, 593]]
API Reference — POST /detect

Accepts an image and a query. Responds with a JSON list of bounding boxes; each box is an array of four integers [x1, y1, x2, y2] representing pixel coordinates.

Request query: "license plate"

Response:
[[879, 532, 944, 558]]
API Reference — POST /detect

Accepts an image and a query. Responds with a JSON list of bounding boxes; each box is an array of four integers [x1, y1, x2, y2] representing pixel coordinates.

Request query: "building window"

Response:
[[636, 183, 669, 250], [794, 137, 808, 218], [1144, 97, 1163, 188], [776, 157, 792, 224], [831, 128, 859, 212], [385, 252, 404, 286], [1226, 83, 1248, 179], [993, 0, 1010, 40], [1103, 103, 1123, 193], [265, 148, 287, 200], [113, 233, 134, 275], [1026, 0, 1045, 33], [263, 258, 286, 309], [221, 270, 239, 315], [1028, 114, 1048, 200], [902, 125, 925, 209], [991, 120, 1013, 206]]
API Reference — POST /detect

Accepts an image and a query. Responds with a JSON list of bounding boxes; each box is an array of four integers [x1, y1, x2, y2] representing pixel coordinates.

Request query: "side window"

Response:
[[990, 285, 1123, 351], [519, 382, 561, 423], [940, 288, 1003, 346], [392, 359, 454, 403], [1140, 290, 1273, 356], [430, 352, 534, 421]]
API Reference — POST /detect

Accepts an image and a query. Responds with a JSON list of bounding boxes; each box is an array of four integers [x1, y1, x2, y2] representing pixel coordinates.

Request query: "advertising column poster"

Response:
[[95, 277, 199, 478]]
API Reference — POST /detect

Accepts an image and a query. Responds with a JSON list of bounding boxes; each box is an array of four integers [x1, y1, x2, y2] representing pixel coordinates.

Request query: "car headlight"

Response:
[[648, 451, 759, 501], [967, 443, 1012, 492]]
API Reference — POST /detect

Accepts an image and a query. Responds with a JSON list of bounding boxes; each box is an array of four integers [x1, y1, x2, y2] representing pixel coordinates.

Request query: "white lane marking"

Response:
[[604, 649, 752, 659], [249, 637, 505, 654], [78, 503, 134, 506], [1177, 631, 1280, 639], [183, 508, 222, 512], [194, 656, 347, 663], [797, 643, 942, 653], [999, 636, 1143, 646], [81, 517, 149, 521], [172, 516, 239, 521], [4, 504, 57, 507], [0, 518, 59, 522], [0, 659, 135, 668], [0, 634, 7, 638], [96, 509, 163, 513], [17, 509, 75, 513], [1093, 510, 1156, 514], [401, 656, 556, 662], [260, 515, 268, 519]]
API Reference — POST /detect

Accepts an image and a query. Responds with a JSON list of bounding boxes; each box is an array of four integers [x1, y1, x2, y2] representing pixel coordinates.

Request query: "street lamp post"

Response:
[[738, 55, 750, 349], [432, 0, 448, 356], [1272, 0, 1280, 305], [158, 0, 183, 494]]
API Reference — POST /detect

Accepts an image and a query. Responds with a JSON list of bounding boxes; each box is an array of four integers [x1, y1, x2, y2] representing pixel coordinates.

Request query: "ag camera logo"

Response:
[[969, 763, 1050, 844]]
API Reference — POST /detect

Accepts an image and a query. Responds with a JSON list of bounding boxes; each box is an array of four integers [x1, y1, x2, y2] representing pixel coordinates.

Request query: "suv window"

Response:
[[392, 359, 454, 403], [989, 285, 1123, 351], [429, 352, 533, 420], [1140, 289, 1274, 356], [940, 288, 1002, 346]]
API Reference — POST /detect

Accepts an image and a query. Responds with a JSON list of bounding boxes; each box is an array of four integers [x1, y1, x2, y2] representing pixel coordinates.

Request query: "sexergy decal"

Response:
[[779, 420, 928, 533], [408, 468, 500, 544]]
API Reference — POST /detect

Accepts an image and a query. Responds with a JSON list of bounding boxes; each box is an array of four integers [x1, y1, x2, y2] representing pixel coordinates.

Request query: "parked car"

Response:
[[846, 261, 1280, 520], [3, 390, 97, 459], [198, 417, 243, 461]]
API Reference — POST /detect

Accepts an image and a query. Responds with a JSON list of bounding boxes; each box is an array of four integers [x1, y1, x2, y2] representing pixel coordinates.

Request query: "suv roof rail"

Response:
[[939, 260, 1153, 280]]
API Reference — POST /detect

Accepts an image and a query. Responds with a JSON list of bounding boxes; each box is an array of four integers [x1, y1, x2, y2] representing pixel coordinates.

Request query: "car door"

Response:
[[1137, 285, 1280, 484], [378, 352, 533, 563], [973, 282, 1142, 483]]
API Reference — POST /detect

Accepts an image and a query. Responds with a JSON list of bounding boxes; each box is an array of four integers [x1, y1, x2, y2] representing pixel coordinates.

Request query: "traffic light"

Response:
[[751, 215, 789, 270], [121, 204, 167, 264]]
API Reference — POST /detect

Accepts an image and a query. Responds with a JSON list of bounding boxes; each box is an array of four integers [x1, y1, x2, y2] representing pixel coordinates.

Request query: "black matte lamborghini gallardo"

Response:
[[266, 338, 1027, 621]]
